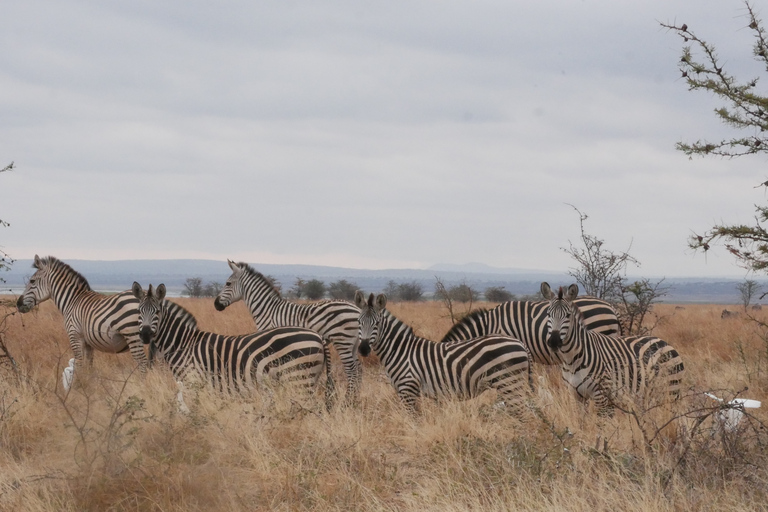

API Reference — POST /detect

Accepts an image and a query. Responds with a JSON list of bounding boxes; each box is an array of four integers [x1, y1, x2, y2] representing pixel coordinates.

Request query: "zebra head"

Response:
[[541, 282, 579, 350], [131, 282, 166, 347], [354, 290, 385, 357], [213, 260, 245, 311], [17, 255, 53, 313]]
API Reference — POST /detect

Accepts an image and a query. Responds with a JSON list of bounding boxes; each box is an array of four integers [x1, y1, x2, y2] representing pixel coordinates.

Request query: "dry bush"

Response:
[[0, 297, 765, 510]]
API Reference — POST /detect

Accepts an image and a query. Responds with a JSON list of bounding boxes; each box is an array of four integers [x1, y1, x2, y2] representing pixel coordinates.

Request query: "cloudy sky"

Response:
[[1, 0, 765, 278]]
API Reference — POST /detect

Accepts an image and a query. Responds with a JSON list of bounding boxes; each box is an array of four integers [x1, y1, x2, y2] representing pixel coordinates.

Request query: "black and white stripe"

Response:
[[441, 296, 621, 365], [134, 283, 334, 408], [542, 282, 684, 414], [16, 255, 147, 386], [213, 261, 360, 402], [355, 291, 531, 412]]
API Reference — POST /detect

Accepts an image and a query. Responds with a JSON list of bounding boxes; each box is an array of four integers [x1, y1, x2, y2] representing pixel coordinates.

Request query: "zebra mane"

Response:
[[161, 299, 199, 331], [34, 256, 92, 291], [439, 308, 490, 342], [236, 262, 281, 298]]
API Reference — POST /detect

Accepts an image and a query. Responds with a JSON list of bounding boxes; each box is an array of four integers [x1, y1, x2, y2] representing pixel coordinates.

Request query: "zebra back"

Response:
[[440, 296, 620, 365]]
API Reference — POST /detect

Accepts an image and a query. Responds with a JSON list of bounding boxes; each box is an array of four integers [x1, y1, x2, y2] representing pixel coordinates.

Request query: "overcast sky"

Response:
[[1, 0, 766, 278]]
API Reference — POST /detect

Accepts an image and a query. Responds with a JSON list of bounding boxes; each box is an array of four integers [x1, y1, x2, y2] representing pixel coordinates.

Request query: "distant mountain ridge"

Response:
[[2, 258, 764, 304]]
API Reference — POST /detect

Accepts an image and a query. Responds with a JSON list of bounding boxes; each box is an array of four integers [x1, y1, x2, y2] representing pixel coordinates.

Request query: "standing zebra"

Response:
[[213, 261, 361, 403], [132, 282, 334, 410], [355, 291, 531, 413], [541, 282, 685, 415], [16, 255, 147, 389], [441, 296, 620, 365]]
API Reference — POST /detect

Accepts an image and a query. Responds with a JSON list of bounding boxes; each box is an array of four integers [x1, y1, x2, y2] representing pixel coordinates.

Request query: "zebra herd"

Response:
[[15, 255, 686, 418]]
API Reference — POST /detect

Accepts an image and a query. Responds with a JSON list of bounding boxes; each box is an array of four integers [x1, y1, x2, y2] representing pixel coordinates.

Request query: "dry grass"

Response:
[[0, 298, 766, 511]]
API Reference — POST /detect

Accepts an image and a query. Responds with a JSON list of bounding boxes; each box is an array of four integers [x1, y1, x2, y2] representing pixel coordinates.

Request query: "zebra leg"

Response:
[[125, 335, 149, 374], [396, 378, 420, 413], [336, 341, 362, 406], [323, 342, 336, 412]]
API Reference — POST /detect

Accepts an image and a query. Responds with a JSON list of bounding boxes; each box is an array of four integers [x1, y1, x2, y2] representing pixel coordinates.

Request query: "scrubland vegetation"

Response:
[[0, 298, 765, 511]]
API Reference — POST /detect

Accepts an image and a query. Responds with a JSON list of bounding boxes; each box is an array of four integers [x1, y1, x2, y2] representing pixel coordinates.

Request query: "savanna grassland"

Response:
[[0, 297, 766, 511]]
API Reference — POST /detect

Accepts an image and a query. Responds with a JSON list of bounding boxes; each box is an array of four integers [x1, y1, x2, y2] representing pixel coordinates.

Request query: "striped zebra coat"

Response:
[[213, 261, 360, 402], [16, 255, 147, 381], [133, 283, 334, 409], [441, 296, 621, 365], [355, 291, 531, 413], [542, 283, 685, 415]]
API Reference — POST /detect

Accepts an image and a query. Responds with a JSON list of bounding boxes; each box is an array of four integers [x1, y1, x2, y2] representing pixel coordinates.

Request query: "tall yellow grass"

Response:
[[0, 298, 765, 511]]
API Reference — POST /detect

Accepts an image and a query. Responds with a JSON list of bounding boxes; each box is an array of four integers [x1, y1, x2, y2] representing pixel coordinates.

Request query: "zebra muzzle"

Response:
[[213, 298, 227, 311], [358, 341, 371, 357], [140, 326, 154, 345]]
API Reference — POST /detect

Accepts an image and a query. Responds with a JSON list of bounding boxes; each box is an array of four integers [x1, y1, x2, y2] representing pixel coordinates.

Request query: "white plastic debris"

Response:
[[62, 358, 75, 392], [705, 393, 761, 432]]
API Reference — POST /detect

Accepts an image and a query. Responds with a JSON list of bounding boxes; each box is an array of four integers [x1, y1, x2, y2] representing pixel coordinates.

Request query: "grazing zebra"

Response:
[[213, 261, 361, 403], [354, 291, 531, 413], [441, 296, 621, 365], [133, 282, 334, 410], [16, 255, 147, 389], [541, 282, 685, 415]]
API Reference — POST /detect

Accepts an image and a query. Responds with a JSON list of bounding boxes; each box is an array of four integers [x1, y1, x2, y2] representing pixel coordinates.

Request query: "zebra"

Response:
[[16, 255, 147, 389], [441, 295, 620, 366], [541, 282, 685, 415], [213, 260, 361, 403], [132, 282, 335, 411], [354, 291, 532, 413]]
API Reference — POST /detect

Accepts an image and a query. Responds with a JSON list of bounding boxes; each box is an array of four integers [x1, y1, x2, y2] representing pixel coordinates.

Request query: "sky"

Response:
[[1, 0, 767, 278]]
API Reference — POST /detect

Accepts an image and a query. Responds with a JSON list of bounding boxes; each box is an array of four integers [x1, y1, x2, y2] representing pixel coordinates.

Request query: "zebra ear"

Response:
[[33, 254, 42, 269], [540, 282, 554, 300], [354, 290, 367, 309], [227, 259, 239, 272], [566, 284, 579, 301], [375, 293, 387, 311], [156, 283, 166, 301], [131, 282, 145, 300]]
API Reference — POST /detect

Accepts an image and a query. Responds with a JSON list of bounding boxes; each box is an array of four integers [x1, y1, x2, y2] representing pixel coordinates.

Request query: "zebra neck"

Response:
[[373, 311, 424, 363], [242, 279, 286, 322], [50, 273, 91, 313], [155, 302, 199, 366], [559, 311, 588, 365]]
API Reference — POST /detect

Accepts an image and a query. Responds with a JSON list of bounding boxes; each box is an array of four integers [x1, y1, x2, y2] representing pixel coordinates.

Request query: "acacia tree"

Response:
[[0, 162, 14, 283], [662, 4, 768, 269]]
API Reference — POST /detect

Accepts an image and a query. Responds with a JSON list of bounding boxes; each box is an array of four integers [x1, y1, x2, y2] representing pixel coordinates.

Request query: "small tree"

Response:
[[202, 281, 223, 297], [328, 279, 358, 301], [563, 206, 666, 335], [562, 205, 638, 302], [303, 279, 326, 300], [737, 279, 761, 310], [289, 278, 306, 299], [182, 277, 204, 298], [615, 279, 669, 336], [449, 283, 479, 303], [398, 281, 424, 302], [383, 280, 400, 301], [484, 286, 514, 303]]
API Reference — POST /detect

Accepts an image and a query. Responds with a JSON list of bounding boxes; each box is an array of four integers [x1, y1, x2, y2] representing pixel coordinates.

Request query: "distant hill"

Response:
[[2, 258, 764, 304]]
